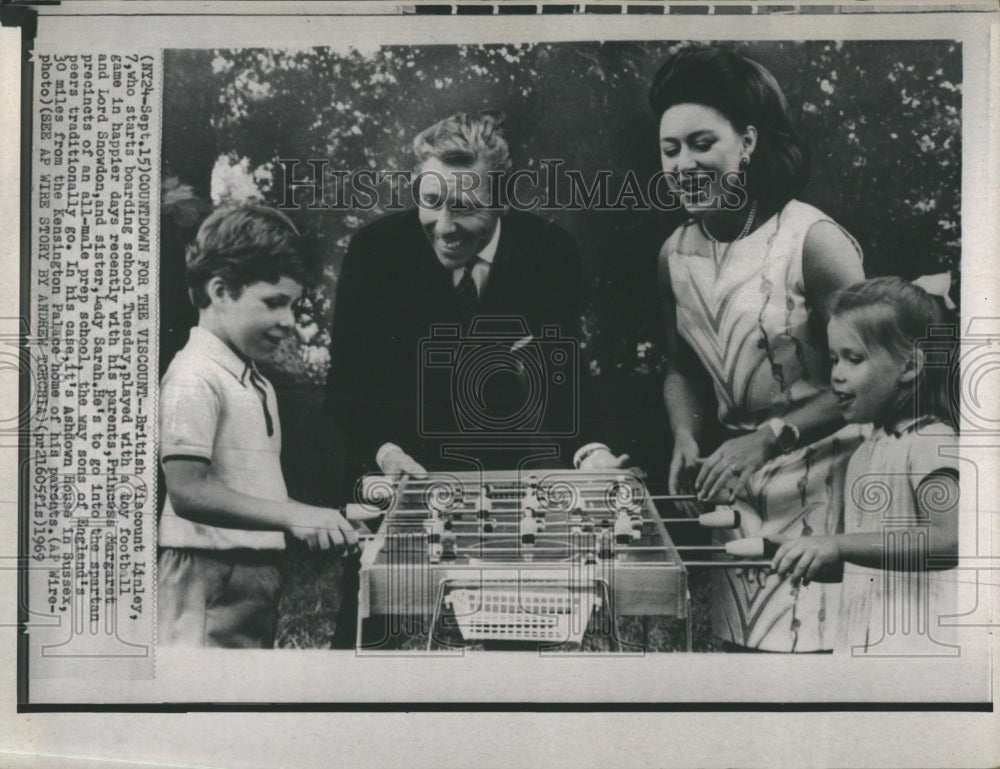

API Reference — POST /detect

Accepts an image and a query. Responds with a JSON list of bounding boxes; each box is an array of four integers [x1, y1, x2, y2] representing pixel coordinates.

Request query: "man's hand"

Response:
[[376, 443, 428, 481]]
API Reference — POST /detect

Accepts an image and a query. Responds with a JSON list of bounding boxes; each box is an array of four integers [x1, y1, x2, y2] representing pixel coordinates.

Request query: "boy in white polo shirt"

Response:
[[157, 204, 357, 648]]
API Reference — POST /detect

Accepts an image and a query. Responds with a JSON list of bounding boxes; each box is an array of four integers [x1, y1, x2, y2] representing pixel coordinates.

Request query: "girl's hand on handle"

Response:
[[668, 433, 703, 518], [771, 534, 843, 587], [695, 428, 778, 502]]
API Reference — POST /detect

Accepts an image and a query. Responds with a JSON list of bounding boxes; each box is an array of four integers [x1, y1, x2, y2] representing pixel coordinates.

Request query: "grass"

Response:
[[275, 547, 723, 652]]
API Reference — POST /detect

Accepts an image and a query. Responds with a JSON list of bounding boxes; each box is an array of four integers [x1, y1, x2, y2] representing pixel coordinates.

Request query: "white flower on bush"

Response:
[[210, 154, 263, 206], [302, 345, 330, 371], [211, 55, 233, 75], [296, 320, 320, 344], [253, 162, 274, 193]]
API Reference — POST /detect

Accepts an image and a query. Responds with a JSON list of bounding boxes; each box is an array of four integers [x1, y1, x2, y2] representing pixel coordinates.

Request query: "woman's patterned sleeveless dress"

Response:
[[664, 200, 864, 651]]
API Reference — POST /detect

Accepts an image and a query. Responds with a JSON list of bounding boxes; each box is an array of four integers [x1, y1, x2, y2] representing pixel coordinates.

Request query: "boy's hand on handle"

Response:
[[376, 443, 428, 482], [289, 507, 360, 553], [695, 428, 778, 502], [668, 433, 704, 518], [770, 534, 843, 587]]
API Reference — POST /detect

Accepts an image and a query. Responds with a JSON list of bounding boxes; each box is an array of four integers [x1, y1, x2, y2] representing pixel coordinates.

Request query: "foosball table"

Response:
[[351, 469, 774, 651]]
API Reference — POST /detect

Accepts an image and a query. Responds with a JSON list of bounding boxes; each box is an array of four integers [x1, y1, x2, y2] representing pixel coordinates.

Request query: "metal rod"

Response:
[[683, 560, 773, 569], [454, 545, 669, 554]]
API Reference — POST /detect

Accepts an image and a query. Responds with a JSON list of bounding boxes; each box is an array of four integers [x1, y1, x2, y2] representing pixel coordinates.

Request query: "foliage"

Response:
[[162, 40, 961, 392]]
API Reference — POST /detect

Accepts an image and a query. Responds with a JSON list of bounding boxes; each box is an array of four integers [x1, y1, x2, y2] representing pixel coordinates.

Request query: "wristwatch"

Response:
[[766, 418, 801, 454]]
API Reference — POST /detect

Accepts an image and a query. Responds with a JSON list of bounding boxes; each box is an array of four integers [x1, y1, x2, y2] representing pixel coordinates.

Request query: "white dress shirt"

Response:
[[451, 219, 501, 296]]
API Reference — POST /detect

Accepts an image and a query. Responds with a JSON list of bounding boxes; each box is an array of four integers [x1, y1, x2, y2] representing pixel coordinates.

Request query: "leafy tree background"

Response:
[[159, 41, 961, 647]]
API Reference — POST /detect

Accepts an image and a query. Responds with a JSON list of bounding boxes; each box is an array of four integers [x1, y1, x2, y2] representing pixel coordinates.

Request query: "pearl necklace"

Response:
[[700, 199, 759, 244]]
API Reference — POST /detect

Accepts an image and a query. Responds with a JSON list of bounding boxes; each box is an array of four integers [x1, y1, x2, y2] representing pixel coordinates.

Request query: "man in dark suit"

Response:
[[327, 111, 626, 492], [326, 111, 627, 649]]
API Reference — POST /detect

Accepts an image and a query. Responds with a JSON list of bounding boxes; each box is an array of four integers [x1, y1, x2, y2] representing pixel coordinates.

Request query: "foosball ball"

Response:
[[350, 469, 773, 651]]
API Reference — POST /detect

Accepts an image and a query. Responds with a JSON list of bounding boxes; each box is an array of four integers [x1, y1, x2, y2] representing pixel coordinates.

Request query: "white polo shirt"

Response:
[[158, 326, 288, 550]]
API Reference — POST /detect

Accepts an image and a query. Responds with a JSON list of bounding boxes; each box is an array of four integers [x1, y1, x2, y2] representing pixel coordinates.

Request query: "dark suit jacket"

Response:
[[326, 209, 585, 494]]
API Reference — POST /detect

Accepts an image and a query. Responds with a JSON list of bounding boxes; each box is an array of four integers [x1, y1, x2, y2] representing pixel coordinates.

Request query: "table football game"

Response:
[[350, 469, 776, 650]]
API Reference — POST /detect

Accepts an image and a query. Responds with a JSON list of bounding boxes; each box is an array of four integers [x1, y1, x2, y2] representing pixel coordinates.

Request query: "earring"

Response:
[[739, 154, 750, 168]]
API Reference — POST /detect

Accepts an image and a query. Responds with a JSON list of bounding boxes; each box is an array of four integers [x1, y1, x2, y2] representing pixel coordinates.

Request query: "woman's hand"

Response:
[[668, 432, 703, 517], [771, 534, 843, 587], [695, 427, 778, 502]]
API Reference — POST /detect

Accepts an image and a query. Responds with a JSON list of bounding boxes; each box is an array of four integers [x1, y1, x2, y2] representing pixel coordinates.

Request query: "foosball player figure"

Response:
[[614, 513, 637, 547], [528, 505, 547, 532], [441, 530, 457, 561], [424, 517, 445, 564], [482, 516, 497, 534], [522, 487, 540, 516], [476, 486, 494, 521], [597, 528, 615, 560], [453, 485, 465, 517], [520, 514, 539, 548]]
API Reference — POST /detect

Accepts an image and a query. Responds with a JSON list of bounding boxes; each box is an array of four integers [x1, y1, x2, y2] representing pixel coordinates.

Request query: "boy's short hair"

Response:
[[185, 204, 315, 308]]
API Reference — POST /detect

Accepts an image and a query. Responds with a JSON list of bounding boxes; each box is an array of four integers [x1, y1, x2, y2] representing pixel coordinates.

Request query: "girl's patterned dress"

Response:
[[836, 417, 960, 655], [664, 200, 864, 651]]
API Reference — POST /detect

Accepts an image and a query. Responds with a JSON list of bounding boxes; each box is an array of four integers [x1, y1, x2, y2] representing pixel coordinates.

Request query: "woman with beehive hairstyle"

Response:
[[652, 44, 866, 651]]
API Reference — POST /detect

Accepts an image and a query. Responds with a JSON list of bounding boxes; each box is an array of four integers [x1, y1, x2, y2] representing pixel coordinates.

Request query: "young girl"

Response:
[[771, 277, 959, 654]]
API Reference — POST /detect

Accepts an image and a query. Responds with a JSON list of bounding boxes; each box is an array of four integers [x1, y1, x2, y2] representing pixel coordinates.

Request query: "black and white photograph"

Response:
[[156, 37, 966, 655], [2, 2, 999, 768]]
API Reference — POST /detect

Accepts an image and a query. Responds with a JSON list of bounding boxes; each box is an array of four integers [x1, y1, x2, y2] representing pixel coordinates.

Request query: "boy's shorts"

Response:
[[157, 547, 283, 648]]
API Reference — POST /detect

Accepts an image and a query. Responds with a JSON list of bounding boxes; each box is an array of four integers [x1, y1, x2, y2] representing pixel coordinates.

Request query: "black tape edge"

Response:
[[4, 1, 37, 708], [0, 5, 38, 39], [17, 701, 995, 713]]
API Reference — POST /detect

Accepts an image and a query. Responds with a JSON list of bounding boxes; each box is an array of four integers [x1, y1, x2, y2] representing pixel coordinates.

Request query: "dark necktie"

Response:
[[247, 365, 275, 437], [455, 263, 478, 326]]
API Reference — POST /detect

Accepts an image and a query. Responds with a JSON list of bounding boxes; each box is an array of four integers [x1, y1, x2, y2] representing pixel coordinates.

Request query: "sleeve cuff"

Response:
[[573, 442, 611, 469], [376, 442, 403, 472]]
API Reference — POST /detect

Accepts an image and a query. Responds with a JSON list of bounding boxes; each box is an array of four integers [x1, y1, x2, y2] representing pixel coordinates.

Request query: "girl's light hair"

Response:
[[828, 276, 956, 428]]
